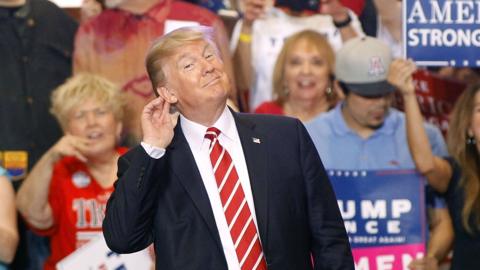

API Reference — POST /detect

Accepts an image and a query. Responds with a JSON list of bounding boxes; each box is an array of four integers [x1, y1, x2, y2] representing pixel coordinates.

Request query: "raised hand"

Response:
[[387, 58, 417, 97], [80, 0, 102, 22], [319, 0, 349, 22], [141, 96, 179, 149], [242, 0, 271, 27], [49, 135, 90, 163]]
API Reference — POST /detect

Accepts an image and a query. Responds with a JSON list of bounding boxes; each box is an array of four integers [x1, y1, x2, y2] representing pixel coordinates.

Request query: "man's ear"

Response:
[[156, 86, 178, 103]]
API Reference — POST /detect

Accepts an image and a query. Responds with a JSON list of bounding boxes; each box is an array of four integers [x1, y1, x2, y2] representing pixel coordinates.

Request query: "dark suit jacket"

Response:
[[103, 112, 353, 270]]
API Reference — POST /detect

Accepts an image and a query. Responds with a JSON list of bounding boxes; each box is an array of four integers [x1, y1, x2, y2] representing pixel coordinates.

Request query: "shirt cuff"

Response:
[[140, 142, 166, 159]]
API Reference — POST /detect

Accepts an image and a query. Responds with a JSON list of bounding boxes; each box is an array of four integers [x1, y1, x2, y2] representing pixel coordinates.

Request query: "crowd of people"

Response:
[[1, 0, 479, 269]]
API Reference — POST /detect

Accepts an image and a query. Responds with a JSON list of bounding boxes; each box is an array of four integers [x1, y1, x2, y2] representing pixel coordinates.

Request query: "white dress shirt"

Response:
[[141, 106, 260, 270]]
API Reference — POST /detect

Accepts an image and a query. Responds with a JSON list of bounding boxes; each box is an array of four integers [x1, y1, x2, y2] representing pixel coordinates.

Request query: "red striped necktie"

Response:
[[205, 127, 267, 270]]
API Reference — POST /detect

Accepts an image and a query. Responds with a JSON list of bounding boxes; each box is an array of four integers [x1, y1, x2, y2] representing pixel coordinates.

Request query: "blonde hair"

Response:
[[50, 73, 125, 130], [447, 83, 480, 233], [146, 26, 218, 95], [272, 30, 335, 105]]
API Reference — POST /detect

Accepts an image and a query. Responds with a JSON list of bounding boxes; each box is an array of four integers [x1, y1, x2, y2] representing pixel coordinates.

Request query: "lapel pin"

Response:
[[252, 137, 261, 144]]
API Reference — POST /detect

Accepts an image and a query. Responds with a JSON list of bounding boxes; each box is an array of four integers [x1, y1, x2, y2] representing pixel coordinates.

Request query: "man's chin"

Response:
[[367, 121, 385, 130]]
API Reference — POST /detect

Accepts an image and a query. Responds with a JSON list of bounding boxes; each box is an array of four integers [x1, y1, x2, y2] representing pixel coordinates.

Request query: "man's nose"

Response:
[[201, 59, 215, 75]]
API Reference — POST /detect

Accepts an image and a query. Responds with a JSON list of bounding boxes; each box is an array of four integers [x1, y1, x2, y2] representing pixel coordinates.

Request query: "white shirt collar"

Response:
[[180, 106, 237, 151]]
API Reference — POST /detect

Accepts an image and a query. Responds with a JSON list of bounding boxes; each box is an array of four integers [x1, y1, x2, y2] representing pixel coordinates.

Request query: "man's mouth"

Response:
[[203, 76, 221, 88]]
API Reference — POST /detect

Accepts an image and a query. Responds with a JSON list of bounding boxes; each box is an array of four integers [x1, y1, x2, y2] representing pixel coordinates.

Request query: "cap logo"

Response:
[[368, 56, 385, 77]]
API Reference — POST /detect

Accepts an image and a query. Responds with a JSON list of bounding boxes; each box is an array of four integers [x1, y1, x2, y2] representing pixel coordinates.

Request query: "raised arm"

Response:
[[0, 175, 18, 264], [387, 59, 452, 193], [373, 0, 402, 43], [232, 0, 265, 93], [16, 135, 90, 229], [103, 96, 178, 252], [102, 146, 163, 252]]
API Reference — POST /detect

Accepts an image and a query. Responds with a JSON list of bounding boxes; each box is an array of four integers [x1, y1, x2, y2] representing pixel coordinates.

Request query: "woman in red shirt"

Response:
[[254, 30, 340, 122], [16, 74, 127, 270]]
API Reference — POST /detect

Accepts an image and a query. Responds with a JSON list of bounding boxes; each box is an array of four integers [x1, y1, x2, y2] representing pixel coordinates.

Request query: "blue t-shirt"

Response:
[[306, 104, 447, 170], [306, 103, 448, 208]]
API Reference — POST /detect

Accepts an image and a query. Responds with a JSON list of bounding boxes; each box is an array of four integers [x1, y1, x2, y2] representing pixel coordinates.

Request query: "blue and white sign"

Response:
[[328, 170, 427, 269], [404, 0, 480, 67]]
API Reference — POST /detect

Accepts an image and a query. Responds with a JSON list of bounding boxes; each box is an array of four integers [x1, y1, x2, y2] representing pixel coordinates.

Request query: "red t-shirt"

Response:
[[254, 101, 285, 115], [31, 147, 128, 270]]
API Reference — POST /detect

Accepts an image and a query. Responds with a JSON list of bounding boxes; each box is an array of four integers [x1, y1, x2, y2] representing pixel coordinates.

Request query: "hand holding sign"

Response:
[[388, 59, 417, 98]]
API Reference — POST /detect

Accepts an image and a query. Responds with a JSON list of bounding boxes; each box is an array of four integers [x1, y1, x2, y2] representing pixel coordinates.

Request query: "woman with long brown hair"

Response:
[[396, 66, 480, 269]]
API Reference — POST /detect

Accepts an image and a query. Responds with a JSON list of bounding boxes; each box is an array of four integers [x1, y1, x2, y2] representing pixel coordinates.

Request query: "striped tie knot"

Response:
[[205, 127, 221, 141]]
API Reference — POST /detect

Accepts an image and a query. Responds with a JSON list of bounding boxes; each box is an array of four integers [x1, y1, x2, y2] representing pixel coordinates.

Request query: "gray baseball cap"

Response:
[[335, 36, 394, 97]]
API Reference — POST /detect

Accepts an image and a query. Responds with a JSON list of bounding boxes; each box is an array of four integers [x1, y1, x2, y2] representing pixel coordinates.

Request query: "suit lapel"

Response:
[[233, 113, 269, 248], [168, 123, 224, 252]]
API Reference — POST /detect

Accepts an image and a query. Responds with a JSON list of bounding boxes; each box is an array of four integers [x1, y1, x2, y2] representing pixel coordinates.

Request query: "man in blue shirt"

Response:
[[306, 36, 446, 170], [306, 36, 452, 269], [307, 96, 446, 170]]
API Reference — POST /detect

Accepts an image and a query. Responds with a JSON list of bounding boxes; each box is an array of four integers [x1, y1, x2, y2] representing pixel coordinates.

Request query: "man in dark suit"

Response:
[[102, 26, 353, 270]]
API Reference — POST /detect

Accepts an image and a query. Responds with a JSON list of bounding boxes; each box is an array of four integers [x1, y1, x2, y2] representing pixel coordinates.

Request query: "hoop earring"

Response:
[[283, 85, 290, 96], [326, 86, 333, 97]]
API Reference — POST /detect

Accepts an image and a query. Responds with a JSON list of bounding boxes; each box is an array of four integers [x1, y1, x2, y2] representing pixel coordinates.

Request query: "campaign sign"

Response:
[[394, 69, 465, 137], [404, 0, 480, 67], [328, 170, 427, 270], [56, 236, 152, 270]]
